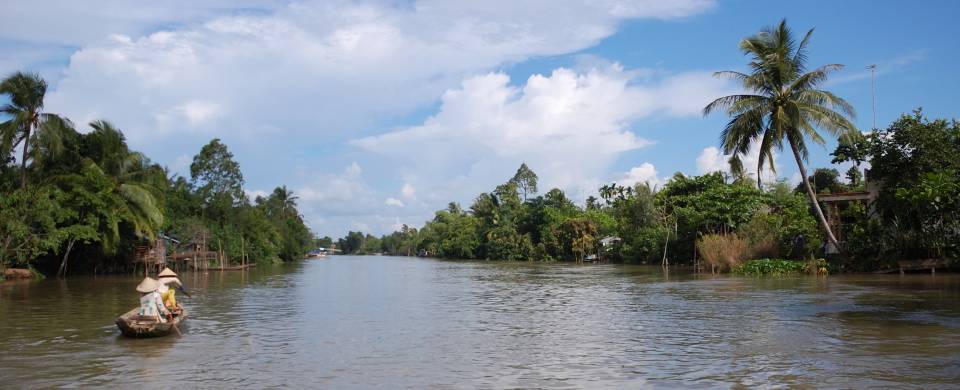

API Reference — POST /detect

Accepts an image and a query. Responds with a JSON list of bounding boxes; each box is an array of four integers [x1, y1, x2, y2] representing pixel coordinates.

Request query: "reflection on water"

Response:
[[1, 257, 958, 388]]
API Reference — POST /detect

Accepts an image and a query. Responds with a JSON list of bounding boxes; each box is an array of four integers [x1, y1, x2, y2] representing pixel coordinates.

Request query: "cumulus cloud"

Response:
[[41, 0, 716, 147], [5, 0, 720, 237], [696, 139, 780, 183], [354, 64, 730, 204], [617, 163, 663, 188]]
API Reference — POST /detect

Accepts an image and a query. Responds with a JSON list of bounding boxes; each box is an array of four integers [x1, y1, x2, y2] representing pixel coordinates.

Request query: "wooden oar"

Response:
[[168, 312, 182, 337]]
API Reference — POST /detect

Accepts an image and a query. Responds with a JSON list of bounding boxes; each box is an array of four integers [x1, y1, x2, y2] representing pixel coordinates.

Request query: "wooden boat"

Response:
[[116, 307, 187, 338]]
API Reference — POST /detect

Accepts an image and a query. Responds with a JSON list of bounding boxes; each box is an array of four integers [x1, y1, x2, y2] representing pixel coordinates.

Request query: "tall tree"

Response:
[[703, 19, 858, 251], [509, 163, 538, 201], [190, 138, 245, 209], [0, 72, 73, 188]]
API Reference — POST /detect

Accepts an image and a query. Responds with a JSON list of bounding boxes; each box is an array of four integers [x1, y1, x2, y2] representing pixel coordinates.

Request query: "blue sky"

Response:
[[2, 0, 958, 238]]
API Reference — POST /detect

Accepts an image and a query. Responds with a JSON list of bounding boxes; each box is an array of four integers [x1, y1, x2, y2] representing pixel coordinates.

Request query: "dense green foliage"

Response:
[[732, 259, 809, 276], [0, 73, 313, 276], [355, 164, 822, 265], [833, 110, 960, 270]]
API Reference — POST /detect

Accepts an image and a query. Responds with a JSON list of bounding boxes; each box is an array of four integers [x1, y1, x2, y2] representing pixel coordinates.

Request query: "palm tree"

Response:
[[703, 19, 858, 251], [270, 185, 299, 219], [92, 121, 164, 236], [0, 72, 73, 188]]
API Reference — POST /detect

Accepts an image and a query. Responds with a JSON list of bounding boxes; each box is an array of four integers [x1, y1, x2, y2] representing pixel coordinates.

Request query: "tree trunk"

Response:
[[19, 121, 32, 189], [787, 134, 841, 252], [57, 239, 76, 278], [661, 227, 670, 267]]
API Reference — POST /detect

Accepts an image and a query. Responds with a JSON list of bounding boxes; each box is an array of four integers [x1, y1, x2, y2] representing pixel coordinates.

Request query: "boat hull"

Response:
[[116, 307, 187, 338]]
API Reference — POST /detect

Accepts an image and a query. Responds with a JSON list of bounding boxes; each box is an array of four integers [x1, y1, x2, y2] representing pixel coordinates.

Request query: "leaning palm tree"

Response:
[[703, 19, 858, 251], [0, 72, 73, 188]]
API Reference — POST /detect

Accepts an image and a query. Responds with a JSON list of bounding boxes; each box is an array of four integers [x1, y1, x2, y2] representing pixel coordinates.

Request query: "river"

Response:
[[1, 256, 958, 388]]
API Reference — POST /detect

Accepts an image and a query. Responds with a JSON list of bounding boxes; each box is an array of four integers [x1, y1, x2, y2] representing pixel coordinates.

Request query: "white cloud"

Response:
[[41, 0, 716, 147], [617, 163, 662, 188], [354, 64, 730, 204], [298, 162, 367, 203], [5, 0, 720, 237], [826, 49, 929, 86], [245, 189, 269, 200], [384, 197, 405, 207], [696, 146, 726, 174], [696, 138, 779, 183]]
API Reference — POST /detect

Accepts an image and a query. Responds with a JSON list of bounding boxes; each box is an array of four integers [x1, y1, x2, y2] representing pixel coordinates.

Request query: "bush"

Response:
[[697, 233, 748, 273], [732, 258, 809, 276], [737, 212, 780, 259]]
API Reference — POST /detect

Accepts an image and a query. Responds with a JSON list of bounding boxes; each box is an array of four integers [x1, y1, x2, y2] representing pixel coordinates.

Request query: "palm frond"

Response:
[[703, 95, 766, 116], [796, 89, 856, 118], [118, 183, 163, 238], [792, 28, 815, 73]]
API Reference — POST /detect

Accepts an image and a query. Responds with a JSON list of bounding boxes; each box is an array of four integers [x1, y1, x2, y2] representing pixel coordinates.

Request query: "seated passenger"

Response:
[[136, 277, 170, 323]]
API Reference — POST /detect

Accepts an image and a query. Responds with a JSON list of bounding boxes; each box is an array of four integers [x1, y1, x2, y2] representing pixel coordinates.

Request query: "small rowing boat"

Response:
[[115, 307, 187, 338]]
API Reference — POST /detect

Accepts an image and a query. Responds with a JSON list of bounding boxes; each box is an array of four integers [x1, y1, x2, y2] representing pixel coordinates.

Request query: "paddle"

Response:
[[168, 312, 182, 337], [177, 285, 192, 298]]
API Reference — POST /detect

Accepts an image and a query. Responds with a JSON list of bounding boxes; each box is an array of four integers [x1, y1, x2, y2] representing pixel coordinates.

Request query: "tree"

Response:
[[0, 186, 66, 267], [270, 186, 299, 219], [190, 138, 245, 206], [794, 168, 845, 194], [53, 164, 123, 276], [845, 166, 863, 188], [703, 19, 858, 251], [0, 72, 73, 188], [80, 121, 164, 242], [850, 111, 960, 260], [509, 163, 538, 201]]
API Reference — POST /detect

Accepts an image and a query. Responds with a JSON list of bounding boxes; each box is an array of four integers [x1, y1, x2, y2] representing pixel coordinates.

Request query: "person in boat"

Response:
[[157, 268, 183, 310], [136, 277, 170, 323]]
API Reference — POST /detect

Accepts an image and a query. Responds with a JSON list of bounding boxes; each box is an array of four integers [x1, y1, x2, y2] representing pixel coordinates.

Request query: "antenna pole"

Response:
[[867, 64, 877, 130]]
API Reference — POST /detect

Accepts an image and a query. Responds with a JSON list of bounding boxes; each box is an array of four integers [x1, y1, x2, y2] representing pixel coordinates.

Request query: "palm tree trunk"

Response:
[[19, 122, 32, 188], [787, 135, 841, 252]]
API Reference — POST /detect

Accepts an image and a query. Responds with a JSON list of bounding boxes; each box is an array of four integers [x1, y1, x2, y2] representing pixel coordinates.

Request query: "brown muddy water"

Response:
[[1, 256, 958, 388]]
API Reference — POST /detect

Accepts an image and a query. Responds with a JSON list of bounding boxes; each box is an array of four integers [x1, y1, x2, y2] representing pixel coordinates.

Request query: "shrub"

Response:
[[732, 258, 809, 276], [737, 212, 780, 259], [697, 233, 748, 273]]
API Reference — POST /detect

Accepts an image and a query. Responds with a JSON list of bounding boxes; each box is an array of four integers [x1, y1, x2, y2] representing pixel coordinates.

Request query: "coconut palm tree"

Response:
[[0, 72, 73, 188], [82, 120, 164, 245], [703, 19, 858, 251], [271, 185, 300, 219]]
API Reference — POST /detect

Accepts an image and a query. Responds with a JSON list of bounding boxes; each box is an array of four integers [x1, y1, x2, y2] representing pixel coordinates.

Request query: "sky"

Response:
[[2, 0, 958, 239]]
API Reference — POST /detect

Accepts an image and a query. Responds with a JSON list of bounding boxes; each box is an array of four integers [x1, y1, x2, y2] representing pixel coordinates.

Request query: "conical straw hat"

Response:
[[160, 277, 182, 287], [158, 267, 178, 278], [136, 277, 160, 293]]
